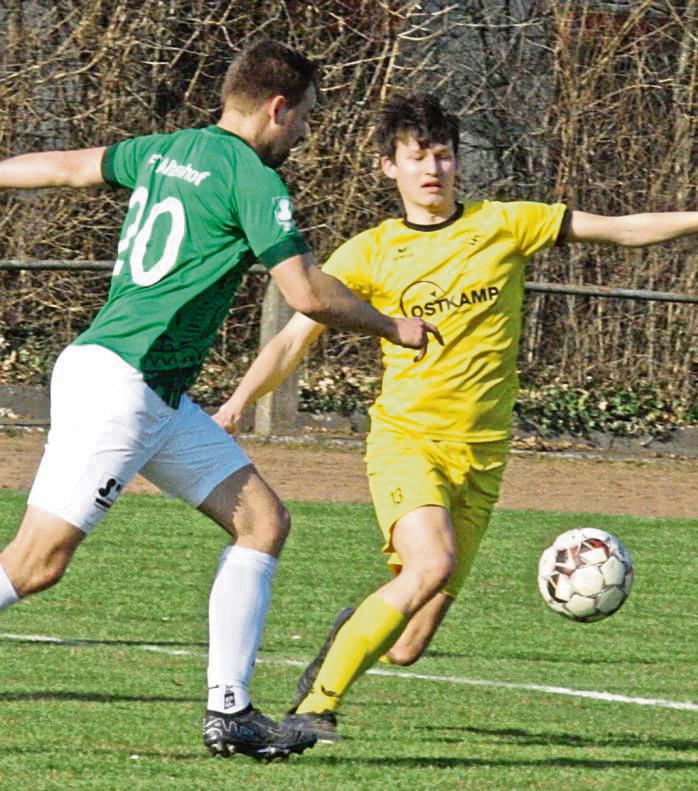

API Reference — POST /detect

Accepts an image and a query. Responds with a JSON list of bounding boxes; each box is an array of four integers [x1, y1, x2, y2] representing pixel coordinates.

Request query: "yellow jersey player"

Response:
[[215, 93, 698, 743]]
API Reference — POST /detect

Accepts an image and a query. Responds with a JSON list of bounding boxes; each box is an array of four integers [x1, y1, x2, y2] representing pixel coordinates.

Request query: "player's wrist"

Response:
[[380, 316, 401, 343]]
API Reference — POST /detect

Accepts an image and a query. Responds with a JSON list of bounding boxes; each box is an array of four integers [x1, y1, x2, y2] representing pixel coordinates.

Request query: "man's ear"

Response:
[[268, 94, 289, 126], [381, 154, 397, 180]]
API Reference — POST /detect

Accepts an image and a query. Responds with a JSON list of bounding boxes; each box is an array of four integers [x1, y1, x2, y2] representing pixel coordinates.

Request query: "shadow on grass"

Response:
[[1, 747, 696, 771], [0, 745, 204, 761], [0, 691, 198, 704], [419, 723, 698, 753], [312, 755, 698, 770], [1, 739, 696, 771]]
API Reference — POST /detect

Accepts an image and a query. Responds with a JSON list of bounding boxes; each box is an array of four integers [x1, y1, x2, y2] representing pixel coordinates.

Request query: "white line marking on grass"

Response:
[[367, 667, 698, 712], [2, 631, 697, 713]]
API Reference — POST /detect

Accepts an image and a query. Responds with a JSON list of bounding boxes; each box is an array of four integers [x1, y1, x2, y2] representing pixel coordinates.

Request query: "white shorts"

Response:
[[28, 344, 251, 533]]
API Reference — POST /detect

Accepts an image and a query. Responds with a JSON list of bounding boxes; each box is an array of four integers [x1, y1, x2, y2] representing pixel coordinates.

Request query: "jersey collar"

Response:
[[208, 125, 265, 162], [402, 202, 464, 232]]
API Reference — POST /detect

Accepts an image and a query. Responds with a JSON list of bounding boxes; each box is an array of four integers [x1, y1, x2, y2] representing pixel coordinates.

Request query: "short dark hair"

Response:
[[221, 39, 318, 112], [374, 93, 460, 159]]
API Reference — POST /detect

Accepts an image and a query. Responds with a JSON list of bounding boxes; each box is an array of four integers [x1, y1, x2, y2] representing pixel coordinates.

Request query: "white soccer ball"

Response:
[[537, 528, 633, 622]]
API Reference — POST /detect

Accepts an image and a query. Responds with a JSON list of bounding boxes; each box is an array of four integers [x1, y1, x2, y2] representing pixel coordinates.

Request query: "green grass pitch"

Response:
[[0, 491, 696, 790]]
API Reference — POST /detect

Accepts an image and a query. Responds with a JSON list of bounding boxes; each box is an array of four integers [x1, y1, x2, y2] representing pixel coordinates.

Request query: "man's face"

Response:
[[261, 83, 316, 168], [381, 135, 457, 214]]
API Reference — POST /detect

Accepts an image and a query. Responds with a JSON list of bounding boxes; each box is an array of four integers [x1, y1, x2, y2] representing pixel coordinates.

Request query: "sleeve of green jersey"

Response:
[[101, 138, 144, 189], [232, 159, 310, 270], [502, 201, 568, 258]]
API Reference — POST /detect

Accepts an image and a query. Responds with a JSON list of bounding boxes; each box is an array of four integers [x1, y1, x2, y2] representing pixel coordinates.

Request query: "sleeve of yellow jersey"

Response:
[[321, 229, 378, 301], [500, 201, 568, 257]]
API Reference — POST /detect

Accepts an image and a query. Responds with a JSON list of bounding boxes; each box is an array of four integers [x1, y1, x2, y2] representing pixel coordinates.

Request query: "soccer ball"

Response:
[[537, 528, 633, 622]]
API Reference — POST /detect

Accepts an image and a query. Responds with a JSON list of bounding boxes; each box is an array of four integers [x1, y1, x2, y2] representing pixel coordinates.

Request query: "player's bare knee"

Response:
[[273, 502, 291, 542], [258, 497, 289, 535], [31, 562, 66, 594], [251, 500, 290, 554], [385, 642, 425, 667], [11, 557, 67, 598], [417, 553, 455, 597]]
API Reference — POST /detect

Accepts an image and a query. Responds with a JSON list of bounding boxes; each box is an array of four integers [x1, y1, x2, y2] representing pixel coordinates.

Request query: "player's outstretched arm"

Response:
[[270, 253, 443, 359], [0, 147, 107, 190], [567, 210, 698, 247], [213, 312, 324, 433]]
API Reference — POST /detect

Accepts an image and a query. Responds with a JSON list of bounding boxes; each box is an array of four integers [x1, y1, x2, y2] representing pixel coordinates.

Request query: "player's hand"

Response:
[[388, 317, 444, 362], [211, 401, 242, 434]]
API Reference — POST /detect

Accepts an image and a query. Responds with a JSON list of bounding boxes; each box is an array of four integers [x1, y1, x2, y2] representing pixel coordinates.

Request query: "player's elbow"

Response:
[[285, 292, 328, 319]]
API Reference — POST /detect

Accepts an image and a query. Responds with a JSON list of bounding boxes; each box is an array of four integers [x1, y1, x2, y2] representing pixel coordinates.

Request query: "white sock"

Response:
[[0, 561, 19, 609], [207, 545, 277, 715]]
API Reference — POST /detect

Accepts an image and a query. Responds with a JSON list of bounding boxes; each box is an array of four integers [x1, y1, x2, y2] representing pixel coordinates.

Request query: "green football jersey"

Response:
[[75, 126, 309, 406]]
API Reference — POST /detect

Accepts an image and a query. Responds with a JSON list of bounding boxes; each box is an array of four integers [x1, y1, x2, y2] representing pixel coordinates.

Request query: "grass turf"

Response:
[[0, 491, 696, 790]]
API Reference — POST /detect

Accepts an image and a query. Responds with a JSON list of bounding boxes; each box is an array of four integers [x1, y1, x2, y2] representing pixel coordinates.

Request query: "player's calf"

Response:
[[382, 590, 455, 666]]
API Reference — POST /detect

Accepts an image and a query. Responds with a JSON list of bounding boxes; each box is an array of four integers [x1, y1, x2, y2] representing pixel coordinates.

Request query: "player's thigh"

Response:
[[0, 505, 85, 596], [140, 395, 251, 508], [444, 441, 508, 598], [391, 505, 457, 576], [141, 397, 287, 551], [366, 429, 453, 568], [28, 345, 174, 533]]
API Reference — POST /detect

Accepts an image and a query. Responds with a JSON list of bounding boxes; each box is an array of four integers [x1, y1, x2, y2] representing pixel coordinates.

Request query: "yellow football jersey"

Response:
[[322, 199, 567, 441]]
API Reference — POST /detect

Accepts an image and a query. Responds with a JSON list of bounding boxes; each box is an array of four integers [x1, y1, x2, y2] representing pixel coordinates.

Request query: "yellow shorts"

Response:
[[365, 426, 508, 598]]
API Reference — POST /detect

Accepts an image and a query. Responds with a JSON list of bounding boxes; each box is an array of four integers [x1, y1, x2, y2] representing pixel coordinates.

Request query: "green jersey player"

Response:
[[0, 39, 439, 761]]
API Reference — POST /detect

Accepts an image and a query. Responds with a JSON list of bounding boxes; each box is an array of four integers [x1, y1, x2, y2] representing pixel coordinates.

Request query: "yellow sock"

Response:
[[296, 593, 407, 714]]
